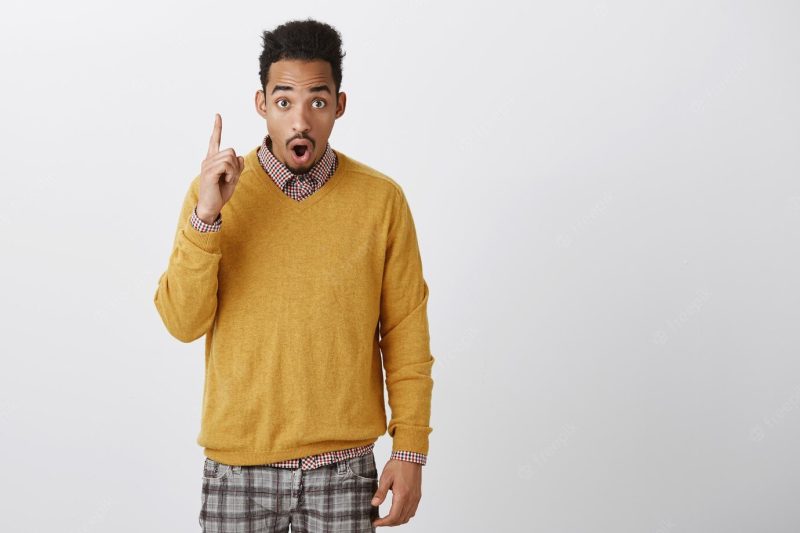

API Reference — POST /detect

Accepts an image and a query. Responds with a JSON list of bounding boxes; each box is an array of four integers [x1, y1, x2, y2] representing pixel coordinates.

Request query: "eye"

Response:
[[312, 99, 326, 109], [276, 99, 289, 109]]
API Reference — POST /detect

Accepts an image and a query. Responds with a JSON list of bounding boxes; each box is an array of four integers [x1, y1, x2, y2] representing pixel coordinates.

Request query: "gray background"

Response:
[[1, 0, 798, 531]]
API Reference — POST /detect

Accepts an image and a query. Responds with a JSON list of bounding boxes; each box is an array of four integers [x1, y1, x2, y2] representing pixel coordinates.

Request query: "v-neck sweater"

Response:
[[154, 145, 435, 466]]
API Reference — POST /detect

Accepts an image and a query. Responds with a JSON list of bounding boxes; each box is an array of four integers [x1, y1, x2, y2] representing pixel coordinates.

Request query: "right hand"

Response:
[[196, 113, 245, 222]]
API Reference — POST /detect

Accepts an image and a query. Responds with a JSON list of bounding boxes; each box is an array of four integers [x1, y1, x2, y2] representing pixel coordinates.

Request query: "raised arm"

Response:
[[153, 180, 223, 342], [153, 113, 243, 342]]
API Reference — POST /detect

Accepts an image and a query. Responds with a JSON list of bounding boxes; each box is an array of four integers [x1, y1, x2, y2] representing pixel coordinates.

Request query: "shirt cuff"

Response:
[[190, 205, 222, 232], [390, 450, 427, 466]]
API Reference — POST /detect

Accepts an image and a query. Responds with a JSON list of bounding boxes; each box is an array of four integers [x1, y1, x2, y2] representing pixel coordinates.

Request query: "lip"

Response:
[[288, 139, 313, 151]]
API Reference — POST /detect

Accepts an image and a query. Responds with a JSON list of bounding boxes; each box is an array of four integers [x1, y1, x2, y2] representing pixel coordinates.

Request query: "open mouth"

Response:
[[288, 141, 313, 165]]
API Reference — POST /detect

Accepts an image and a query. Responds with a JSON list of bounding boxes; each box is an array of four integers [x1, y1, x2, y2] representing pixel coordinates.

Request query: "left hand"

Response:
[[371, 458, 423, 527]]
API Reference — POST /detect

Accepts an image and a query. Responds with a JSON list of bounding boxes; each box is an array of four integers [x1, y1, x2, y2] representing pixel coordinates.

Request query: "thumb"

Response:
[[371, 481, 389, 507]]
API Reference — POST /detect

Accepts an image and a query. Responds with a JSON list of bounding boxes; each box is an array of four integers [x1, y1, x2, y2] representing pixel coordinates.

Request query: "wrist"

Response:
[[196, 205, 220, 225]]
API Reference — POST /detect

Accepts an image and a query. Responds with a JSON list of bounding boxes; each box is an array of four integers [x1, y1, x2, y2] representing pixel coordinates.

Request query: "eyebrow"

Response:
[[271, 84, 332, 95]]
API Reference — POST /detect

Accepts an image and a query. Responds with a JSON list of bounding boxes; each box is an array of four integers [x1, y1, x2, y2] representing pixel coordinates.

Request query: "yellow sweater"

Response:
[[153, 145, 434, 466]]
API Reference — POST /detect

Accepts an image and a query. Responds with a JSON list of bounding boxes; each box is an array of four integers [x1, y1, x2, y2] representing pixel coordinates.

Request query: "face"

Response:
[[256, 59, 346, 174]]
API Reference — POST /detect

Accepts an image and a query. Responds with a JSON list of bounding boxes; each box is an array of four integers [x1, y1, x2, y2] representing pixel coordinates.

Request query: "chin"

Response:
[[285, 151, 318, 173]]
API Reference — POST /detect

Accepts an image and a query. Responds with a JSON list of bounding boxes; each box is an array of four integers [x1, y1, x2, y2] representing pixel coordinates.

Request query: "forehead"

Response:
[[267, 59, 334, 89]]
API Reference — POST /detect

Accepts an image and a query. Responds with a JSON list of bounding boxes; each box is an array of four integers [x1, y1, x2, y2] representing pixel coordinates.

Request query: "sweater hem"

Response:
[[202, 437, 380, 466]]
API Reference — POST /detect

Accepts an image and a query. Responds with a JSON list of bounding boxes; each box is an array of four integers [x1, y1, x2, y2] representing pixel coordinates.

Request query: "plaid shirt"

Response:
[[190, 134, 427, 469]]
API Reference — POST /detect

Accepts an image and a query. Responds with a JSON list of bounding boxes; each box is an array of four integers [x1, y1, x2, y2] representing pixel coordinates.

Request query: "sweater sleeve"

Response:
[[379, 188, 435, 456], [153, 178, 223, 343]]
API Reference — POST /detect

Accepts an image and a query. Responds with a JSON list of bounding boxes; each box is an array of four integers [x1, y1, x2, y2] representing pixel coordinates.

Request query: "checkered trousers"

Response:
[[200, 451, 380, 532]]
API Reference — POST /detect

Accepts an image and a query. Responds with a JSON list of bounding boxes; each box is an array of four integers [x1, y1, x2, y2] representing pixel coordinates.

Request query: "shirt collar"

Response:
[[257, 134, 337, 192]]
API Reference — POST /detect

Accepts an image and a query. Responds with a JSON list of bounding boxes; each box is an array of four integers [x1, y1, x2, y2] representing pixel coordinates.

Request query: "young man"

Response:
[[153, 19, 434, 532]]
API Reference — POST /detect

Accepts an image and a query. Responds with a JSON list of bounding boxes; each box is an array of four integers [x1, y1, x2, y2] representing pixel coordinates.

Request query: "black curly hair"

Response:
[[258, 19, 346, 95]]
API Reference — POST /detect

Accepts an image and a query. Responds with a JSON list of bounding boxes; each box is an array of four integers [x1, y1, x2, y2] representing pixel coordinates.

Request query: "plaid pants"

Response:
[[199, 451, 380, 532]]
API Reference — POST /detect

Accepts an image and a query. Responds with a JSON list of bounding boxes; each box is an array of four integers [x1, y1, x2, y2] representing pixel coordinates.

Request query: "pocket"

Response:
[[202, 457, 233, 481], [345, 453, 378, 482]]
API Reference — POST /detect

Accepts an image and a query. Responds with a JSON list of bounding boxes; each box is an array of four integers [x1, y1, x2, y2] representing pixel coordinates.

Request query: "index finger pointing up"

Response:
[[207, 113, 221, 158]]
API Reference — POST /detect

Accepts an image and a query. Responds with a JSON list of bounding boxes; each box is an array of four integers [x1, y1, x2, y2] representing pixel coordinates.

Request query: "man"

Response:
[[153, 19, 434, 532]]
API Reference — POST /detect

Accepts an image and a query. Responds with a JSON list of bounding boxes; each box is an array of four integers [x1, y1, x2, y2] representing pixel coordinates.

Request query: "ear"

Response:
[[335, 91, 347, 119], [255, 89, 268, 119]]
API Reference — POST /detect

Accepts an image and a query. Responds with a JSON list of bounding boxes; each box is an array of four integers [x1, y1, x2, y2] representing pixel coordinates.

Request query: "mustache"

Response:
[[287, 134, 315, 149]]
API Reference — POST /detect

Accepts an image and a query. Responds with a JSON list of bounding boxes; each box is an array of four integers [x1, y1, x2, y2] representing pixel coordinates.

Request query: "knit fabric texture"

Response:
[[154, 145, 434, 466]]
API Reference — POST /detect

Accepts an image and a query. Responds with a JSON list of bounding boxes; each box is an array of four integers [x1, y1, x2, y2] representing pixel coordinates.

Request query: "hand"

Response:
[[197, 113, 245, 222], [371, 459, 422, 527]]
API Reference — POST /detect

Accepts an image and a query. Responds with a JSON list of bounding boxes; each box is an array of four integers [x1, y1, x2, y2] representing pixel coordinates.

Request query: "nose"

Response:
[[291, 105, 312, 135]]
